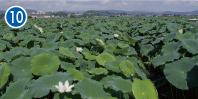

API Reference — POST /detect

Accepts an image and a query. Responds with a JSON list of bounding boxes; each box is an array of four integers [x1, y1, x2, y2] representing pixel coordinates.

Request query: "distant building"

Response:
[[75, 13, 83, 16], [162, 14, 171, 17], [27, 11, 51, 18], [185, 14, 192, 16], [67, 13, 71, 18], [174, 14, 181, 17]]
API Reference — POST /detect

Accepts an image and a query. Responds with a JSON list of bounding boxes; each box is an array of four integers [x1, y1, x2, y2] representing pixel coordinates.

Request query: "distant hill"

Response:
[[0, 9, 37, 14], [99, 10, 198, 15]]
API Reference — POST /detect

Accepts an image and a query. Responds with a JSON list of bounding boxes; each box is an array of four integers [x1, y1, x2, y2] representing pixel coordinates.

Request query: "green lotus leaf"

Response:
[[94, 38, 105, 47], [63, 31, 74, 39], [83, 52, 96, 60], [164, 57, 196, 90], [73, 78, 111, 99], [104, 77, 132, 93], [104, 45, 116, 52], [0, 63, 10, 88], [152, 37, 164, 44], [59, 47, 76, 61], [71, 50, 83, 61], [115, 56, 127, 61], [59, 40, 75, 48], [140, 44, 154, 56], [0, 51, 2, 55], [46, 33, 61, 42], [161, 42, 181, 54], [98, 97, 117, 99], [106, 40, 119, 47], [0, 43, 6, 50], [30, 52, 61, 76], [167, 23, 183, 32], [132, 78, 158, 99], [104, 61, 121, 73], [117, 42, 129, 48], [96, 53, 115, 66], [81, 72, 94, 79], [77, 59, 87, 72], [100, 75, 120, 84], [151, 53, 180, 68], [42, 42, 59, 49], [67, 68, 84, 81], [114, 48, 128, 54], [140, 39, 149, 45], [0, 78, 31, 99], [88, 67, 108, 75], [180, 39, 198, 54], [123, 47, 137, 55], [72, 39, 84, 45], [44, 49, 63, 57], [3, 33, 13, 39], [120, 60, 135, 77], [163, 32, 177, 43], [158, 27, 166, 33], [175, 32, 195, 40], [80, 33, 89, 39], [53, 93, 81, 99], [61, 62, 75, 70], [134, 66, 147, 80], [29, 72, 74, 98], [125, 35, 136, 46], [87, 60, 96, 70], [9, 56, 33, 81], [186, 66, 198, 88]]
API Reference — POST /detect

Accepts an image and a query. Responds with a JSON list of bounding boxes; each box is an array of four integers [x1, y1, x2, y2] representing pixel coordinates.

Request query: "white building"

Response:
[[28, 11, 51, 18]]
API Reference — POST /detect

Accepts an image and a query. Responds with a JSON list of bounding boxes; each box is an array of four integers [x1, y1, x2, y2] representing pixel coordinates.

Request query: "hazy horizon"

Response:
[[0, 0, 197, 12]]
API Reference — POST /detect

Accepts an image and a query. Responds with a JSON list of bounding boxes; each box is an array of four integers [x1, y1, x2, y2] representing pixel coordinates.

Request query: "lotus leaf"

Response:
[[0, 63, 10, 88], [88, 67, 108, 75], [104, 77, 132, 93], [83, 52, 96, 60], [96, 53, 115, 66], [9, 56, 33, 81], [132, 78, 158, 99], [29, 72, 74, 98], [67, 68, 84, 81], [151, 53, 180, 68], [73, 78, 111, 99], [59, 47, 76, 61], [164, 57, 196, 90], [0, 78, 31, 99], [180, 39, 198, 54], [120, 60, 135, 77], [30, 52, 61, 76]]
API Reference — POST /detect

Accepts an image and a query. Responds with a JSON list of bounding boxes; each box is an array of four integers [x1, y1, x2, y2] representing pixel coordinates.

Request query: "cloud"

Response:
[[0, 0, 197, 12]]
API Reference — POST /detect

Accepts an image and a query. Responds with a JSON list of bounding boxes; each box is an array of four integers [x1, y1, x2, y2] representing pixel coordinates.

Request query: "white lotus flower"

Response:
[[60, 32, 63, 33], [76, 47, 83, 52], [55, 80, 74, 93], [114, 34, 119, 37], [55, 81, 65, 93]]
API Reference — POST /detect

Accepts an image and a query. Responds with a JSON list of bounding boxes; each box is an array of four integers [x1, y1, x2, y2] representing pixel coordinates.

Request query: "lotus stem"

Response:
[[182, 90, 185, 99], [170, 83, 174, 99], [196, 88, 198, 99]]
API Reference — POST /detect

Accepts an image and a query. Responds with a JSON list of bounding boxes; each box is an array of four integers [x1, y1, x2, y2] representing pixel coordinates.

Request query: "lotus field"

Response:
[[0, 17, 198, 99]]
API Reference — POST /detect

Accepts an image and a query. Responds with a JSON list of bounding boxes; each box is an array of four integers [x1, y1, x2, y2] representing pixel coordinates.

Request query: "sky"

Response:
[[0, 0, 198, 12]]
